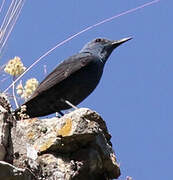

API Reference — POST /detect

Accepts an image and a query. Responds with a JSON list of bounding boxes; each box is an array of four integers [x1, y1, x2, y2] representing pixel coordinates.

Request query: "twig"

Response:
[[0, 0, 25, 57], [0, 0, 6, 14], [12, 76, 19, 108]]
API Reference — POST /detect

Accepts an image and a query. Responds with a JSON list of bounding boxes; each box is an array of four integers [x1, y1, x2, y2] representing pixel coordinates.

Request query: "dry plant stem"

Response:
[[12, 76, 19, 108], [2, 0, 25, 49], [3, 0, 160, 93], [0, 0, 25, 56], [0, 0, 6, 14]]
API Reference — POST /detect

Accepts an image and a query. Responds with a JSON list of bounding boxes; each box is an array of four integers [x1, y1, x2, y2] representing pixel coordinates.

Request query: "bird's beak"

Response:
[[111, 37, 133, 48]]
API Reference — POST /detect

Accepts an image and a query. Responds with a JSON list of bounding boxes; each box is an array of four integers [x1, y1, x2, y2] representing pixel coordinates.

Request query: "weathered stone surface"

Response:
[[0, 93, 13, 162], [0, 105, 8, 160], [11, 108, 120, 179], [0, 93, 120, 180]]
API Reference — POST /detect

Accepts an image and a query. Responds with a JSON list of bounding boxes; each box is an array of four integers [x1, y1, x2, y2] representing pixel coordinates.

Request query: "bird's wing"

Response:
[[30, 52, 95, 98]]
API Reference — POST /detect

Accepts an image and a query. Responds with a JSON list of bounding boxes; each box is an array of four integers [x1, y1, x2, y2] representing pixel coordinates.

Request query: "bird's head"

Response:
[[80, 37, 132, 63]]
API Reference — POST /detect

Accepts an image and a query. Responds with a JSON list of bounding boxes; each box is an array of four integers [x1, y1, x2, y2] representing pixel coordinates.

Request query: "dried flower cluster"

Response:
[[16, 78, 39, 100], [4, 56, 26, 76], [16, 105, 30, 119]]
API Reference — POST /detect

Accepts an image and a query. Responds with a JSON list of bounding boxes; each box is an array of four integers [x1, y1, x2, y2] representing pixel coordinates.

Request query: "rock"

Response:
[[11, 108, 120, 179], [0, 93, 120, 180], [0, 161, 35, 180], [0, 93, 14, 162]]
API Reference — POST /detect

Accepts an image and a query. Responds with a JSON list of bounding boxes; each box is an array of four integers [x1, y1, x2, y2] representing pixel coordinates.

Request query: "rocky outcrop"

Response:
[[0, 94, 120, 180]]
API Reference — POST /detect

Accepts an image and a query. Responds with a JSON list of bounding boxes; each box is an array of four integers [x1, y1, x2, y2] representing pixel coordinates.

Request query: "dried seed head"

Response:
[[4, 56, 26, 76]]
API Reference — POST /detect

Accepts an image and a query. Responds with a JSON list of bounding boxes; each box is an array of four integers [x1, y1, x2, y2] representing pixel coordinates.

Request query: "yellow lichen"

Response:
[[57, 118, 72, 137], [37, 138, 55, 152], [27, 131, 35, 140]]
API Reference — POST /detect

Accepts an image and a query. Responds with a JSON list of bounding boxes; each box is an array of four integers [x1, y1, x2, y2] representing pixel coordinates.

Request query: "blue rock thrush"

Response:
[[15, 37, 132, 118]]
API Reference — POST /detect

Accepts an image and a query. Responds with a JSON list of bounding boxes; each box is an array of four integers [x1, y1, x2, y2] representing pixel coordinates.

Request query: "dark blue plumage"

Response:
[[15, 37, 132, 118]]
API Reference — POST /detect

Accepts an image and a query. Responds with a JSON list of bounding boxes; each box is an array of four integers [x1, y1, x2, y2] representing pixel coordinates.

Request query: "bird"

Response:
[[15, 37, 132, 119]]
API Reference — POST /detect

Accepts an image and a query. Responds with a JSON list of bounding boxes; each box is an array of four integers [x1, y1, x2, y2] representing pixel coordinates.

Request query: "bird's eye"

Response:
[[95, 38, 102, 43]]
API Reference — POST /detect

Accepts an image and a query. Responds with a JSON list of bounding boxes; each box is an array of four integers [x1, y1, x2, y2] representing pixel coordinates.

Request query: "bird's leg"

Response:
[[58, 110, 64, 116], [60, 98, 78, 110]]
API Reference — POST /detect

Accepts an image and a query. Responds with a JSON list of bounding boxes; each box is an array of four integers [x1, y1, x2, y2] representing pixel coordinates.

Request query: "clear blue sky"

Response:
[[0, 0, 172, 179]]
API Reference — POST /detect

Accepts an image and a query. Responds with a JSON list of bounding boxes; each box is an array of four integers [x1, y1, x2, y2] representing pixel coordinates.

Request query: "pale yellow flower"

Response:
[[16, 84, 23, 95], [25, 78, 38, 90], [18, 78, 39, 100], [4, 56, 26, 76]]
